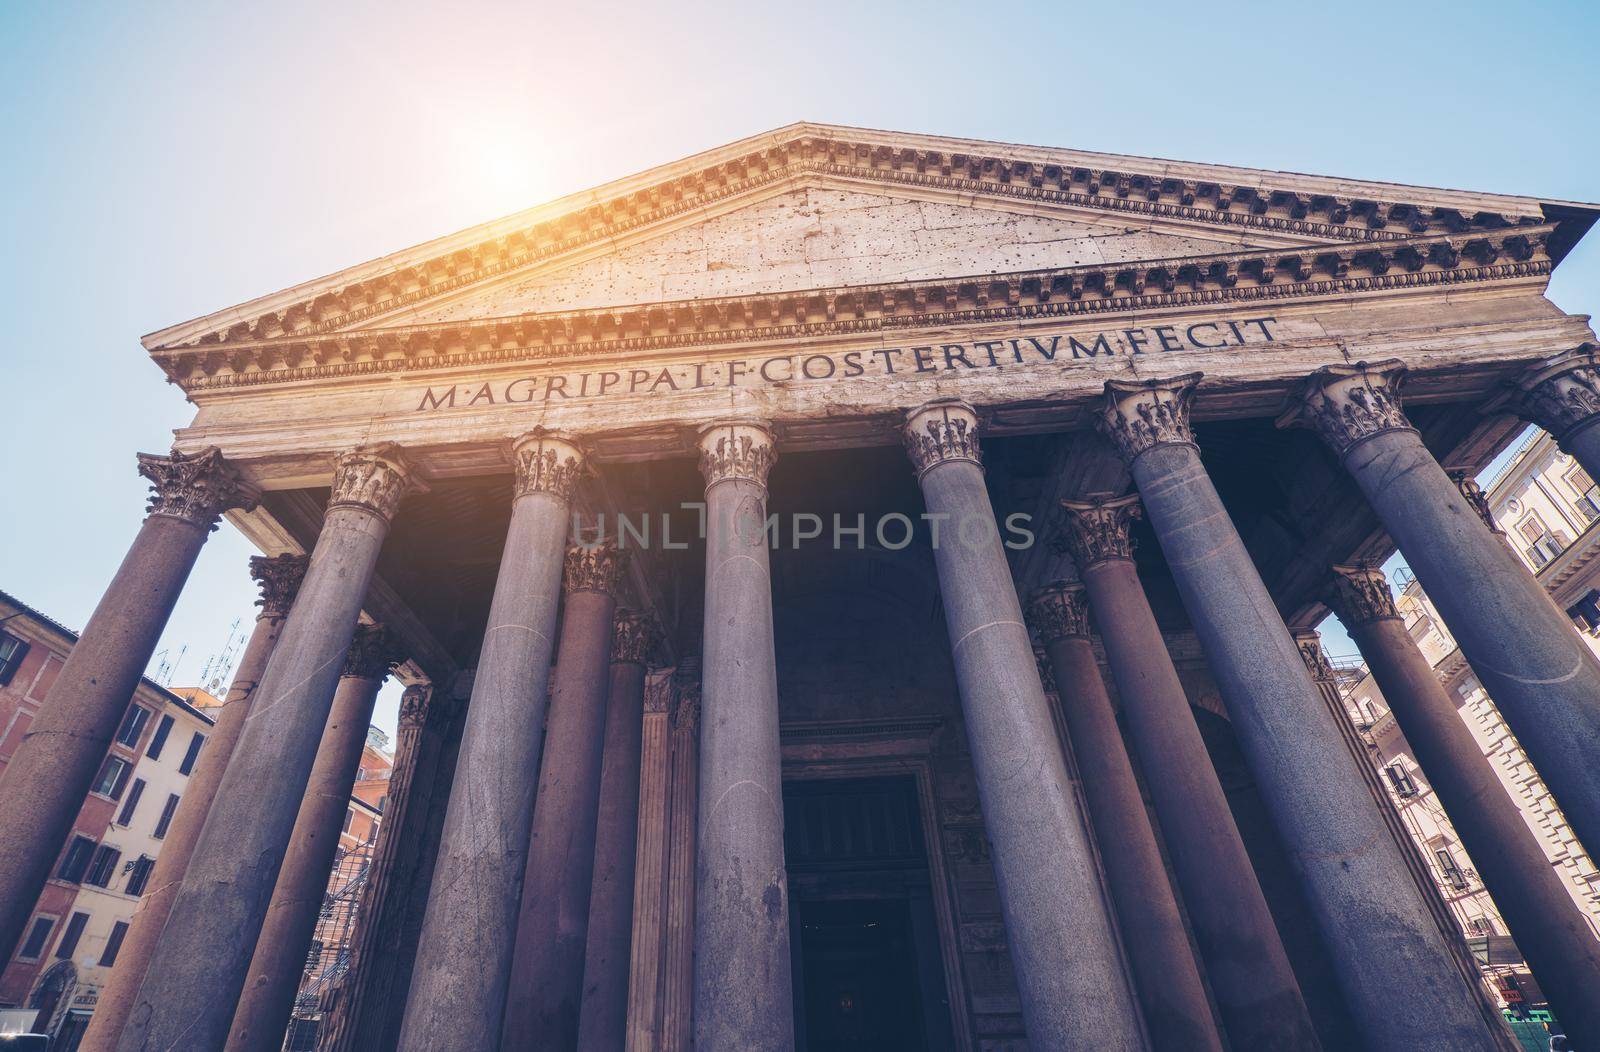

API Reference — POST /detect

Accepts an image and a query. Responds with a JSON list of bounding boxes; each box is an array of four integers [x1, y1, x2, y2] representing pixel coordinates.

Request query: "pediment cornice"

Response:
[[153, 224, 1554, 393], [143, 123, 1574, 356]]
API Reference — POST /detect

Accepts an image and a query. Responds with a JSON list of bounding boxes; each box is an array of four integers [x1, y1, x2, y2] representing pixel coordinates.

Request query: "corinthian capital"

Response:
[[343, 623, 402, 681], [1098, 373, 1201, 464], [903, 400, 982, 478], [249, 553, 309, 621], [1055, 494, 1141, 570], [672, 659, 701, 733], [398, 684, 432, 728], [564, 541, 624, 597], [1447, 470, 1504, 535], [1027, 583, 1092, 645], [1327, 564, 1400, 625], [1487, 344, 1600, 443], [698, 421, 777, 489], [611, 608, 659, 665], [1278, 360, 1414, 458], [510, 428, 587, 502], [330, 444, 417, 524], [1293, 630, 1337, 683], [137, 447, 258, 531]]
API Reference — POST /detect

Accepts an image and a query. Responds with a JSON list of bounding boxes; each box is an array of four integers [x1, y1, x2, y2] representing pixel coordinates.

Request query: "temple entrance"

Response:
[[783, 775, 958, 1052]]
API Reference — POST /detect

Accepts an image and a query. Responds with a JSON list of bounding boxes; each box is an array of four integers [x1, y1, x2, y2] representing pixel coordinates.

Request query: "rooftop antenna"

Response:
[[157, 644, 188, 687], [202, 618, 245, 696]]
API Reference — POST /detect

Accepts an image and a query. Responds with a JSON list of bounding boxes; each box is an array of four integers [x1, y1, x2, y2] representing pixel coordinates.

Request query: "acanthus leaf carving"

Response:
[[343, 623, 403, 681], [1027, 583, 1092, 645], [1055, 494, 1141, 570], [1278, 360, 1413, 457], [248, 553, 309, 621], [137, 446, 258, 531], [329, 443, 416, 524], [611, 608, 659, 665], [1327, 564, 1401, 626], [697, 422, 777, 488], [903, 400, 982, 477], [1098, 374, 1200, 463], [564, 541, 624, 597], [510, 429, 587, 502]]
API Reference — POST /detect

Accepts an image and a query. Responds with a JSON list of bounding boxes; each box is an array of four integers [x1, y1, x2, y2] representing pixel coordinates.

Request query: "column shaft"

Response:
[[226, 626, 398, 1051], [399, 430, 583, 1052], [1334, 572, 1600, 1048], [81, 556, 304, 1052], [691, 423, 793, 1052], [1033, 595, 1220, 1051], [116, 446, 410, 1052], [623, 676, 672, 1052], [0, 448, 251, 961], [503, 545, 621, 1049], [576, 625, 651, 1051], [1070, 547, 1315, 1049], [661, 670, 700, 1052], [1105, 378, 1500, 1050], [905, 401, 1144, 1049]]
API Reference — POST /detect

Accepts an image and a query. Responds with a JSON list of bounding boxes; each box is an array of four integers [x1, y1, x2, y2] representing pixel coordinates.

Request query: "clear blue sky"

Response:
[[2, 0, 1596, 729]]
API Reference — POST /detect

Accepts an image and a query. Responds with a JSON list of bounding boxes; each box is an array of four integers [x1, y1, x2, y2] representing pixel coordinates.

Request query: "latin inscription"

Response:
[[413, 316, 1278, 413]]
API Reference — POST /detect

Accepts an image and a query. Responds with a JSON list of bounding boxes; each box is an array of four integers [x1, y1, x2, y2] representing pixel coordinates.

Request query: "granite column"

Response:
[[904, 400, 1143, 1050], [82, 555, 307, 1052], [1028, 583, 1221, 1051], [691, 422, 794, 1052], [576, 610, 656, 1051], [661, 663, 700, 1052], [623, 672, 673, 1052], [399, 429, 585, 1052], [0, 448, 254, 961], [115, 445, 414, 1052], [1329, 564, 1600, 1047], [225, 625, 403, 1051], [1103, 374, 1501, 1050], [503, 541, 624, 1049]]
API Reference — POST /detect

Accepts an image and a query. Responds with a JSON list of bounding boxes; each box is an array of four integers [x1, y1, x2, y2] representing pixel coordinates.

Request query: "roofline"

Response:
[[141, 121, 1598, 352]]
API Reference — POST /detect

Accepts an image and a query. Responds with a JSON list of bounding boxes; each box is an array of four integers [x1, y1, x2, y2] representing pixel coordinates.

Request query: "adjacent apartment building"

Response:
[[1334, 429, 1600, 1015], [0, 591, 216, 1047]]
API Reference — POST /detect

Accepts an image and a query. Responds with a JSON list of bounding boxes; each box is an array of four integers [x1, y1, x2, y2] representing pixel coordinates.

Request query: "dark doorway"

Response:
[[784, 775, 957, 1052]]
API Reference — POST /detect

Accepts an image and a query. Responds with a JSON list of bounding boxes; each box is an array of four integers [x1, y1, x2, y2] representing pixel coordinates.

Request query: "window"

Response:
[[54, 911, 89, 959], [16, 916, 53, 961], [342, 809, 355, 834], [116, 705, 151, 747], [98, 921, 129, 967], [1570, 591, 1600, 636], [146, 713, 174, 759], [1384, 763, 1418, 796], [178, 731, 205, 775], [1435, 848, 1470, 890], [1517, 515, 1567, 567], [0, 632, 28, 687], [116, 778, 146, 827], [125, 855, 155, 897], [1568, 466, 1600, 521], [153, 793, 180, 839], [83, 844, 121, 888], [91, 755, 133, 800], [56, 836, 95, 883]]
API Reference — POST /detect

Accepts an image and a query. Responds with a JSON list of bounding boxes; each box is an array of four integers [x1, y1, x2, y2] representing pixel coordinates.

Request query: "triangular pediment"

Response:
[[378, 185, 1279, 325]]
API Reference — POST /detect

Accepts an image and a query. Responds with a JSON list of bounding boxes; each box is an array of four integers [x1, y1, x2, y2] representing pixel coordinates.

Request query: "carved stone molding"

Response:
[[903, 400, 982, 478], [398, 684, 432, 728], [1027, 583, 1092, 645], [1491, 344, 1600, 442], [1055, 494, 1141, 570], [330, 443, 417, 524], [1278, 359, 1415, 457], [249, 553, 309, 622], [1034, 646, 1057, 695], [564, 541, 624, 597], [1293, 631, 1337, 683], [697, 421, 777, 489], [510, 428, 587, 502], [1098, 374, 1201, 463], [643, 673, 673, 714], [672, 660, 701, 734], [1327, 564, 1400, 625], [137, 446, 259, 531], [1447, 470, 1504, 535], [344, 624, 402, 681], [611, 608, 658, 665]]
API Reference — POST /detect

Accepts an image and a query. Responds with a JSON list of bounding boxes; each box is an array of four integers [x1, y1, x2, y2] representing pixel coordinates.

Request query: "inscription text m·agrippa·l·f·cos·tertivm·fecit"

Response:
[[412, 316, 1280, 413]]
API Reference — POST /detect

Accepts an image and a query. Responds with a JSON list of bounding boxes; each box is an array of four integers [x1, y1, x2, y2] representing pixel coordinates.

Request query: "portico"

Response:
[[7, 123, 1600, 1049]]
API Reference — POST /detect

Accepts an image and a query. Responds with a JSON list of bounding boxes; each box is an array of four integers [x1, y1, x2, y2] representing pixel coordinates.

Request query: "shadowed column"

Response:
[[691, 422, 794, 1052], [576, 610, 657, 1050], [1286, 360, 1600, 864], [226, 624, 403, 1051], [623, 671, 673, 1052], [1328, 564, 1600, 1048], [904, 400, 1144, 1050], [661, 663, 700, 1052], [0, 447, 254, 962], [115, 444, 417, 1052], [80, 554, 307, 1052], [1027, 582, 1222, 1051], [1104, 373, 1502, 1051], [399, 429, 585, 1052], [1055, 496, 1316, 1050], [503, 541, 623, 1049]]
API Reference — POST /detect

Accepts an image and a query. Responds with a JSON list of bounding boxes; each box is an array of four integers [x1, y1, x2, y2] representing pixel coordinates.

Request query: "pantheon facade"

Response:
[[3, 123, 1600, 1050]]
